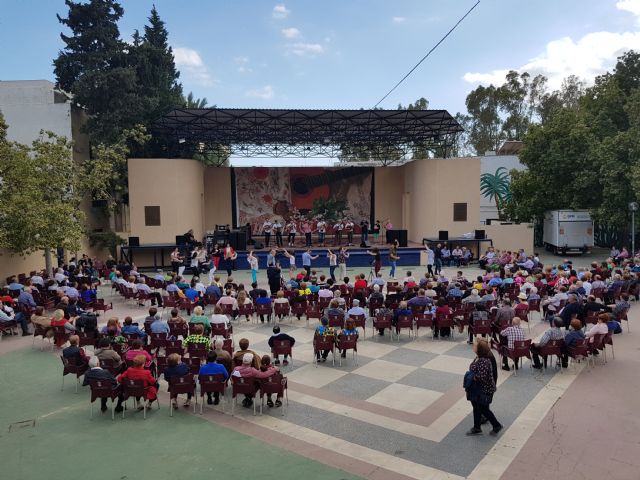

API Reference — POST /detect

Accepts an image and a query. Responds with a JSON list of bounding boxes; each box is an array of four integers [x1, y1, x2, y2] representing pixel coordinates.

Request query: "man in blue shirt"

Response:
[[447, 283, 464, 297], [17, 287, 37, 308], [302, 248, 319, 277], [150, 315, 170, 334], [488, 274, 503, 288], [199, 351, 229, 404], [8, 277, 24, 292], [121, 316, 147, 339]]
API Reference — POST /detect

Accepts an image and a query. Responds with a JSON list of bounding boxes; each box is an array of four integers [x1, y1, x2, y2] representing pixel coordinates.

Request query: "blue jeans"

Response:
[[390, 261, 397, 278], [14, 312, 29, 334], [319, 232, 326, 244], [362, 232, 369, 242], [434, 259, 442, 274]]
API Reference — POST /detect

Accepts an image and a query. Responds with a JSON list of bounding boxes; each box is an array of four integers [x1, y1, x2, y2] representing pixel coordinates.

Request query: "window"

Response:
[[453, 203, 467, 222], [144, 206, 161, 226]]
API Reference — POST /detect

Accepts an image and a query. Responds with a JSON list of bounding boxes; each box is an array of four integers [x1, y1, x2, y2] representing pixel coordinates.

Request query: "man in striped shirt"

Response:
[[499, 317, 526, 371]]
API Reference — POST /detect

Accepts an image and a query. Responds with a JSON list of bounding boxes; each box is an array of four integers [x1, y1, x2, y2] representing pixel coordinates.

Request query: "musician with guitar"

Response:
[[302, 220, 313, 247], [286, 220, 297, 247], [333, 220, 344, 246], [273, 219, 283, 247], [317, 219, 327, 246], [345, 219, 355, 246]]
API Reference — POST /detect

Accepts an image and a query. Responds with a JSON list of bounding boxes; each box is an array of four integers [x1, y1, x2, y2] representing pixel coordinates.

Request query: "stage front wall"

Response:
[[233, 167, 373, 234]]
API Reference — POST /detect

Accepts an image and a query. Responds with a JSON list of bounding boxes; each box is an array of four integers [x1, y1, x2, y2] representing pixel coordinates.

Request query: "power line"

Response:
[[373, 0, 481, 109]]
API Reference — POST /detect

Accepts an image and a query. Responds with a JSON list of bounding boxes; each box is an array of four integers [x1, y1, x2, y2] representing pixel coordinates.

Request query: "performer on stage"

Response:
[[345, 219, 355, 246], [262, 219, 273, 248], [286, 220, 297, 247], [282, 249, 297, 277], [170, 248, 184, 274], [366, 246, 382, 275], [338, 246, 350, 280], [327, 249, 338, 282], [302, 220, 313, 247], [360, 219, 369, 245], [302, 248, 319, 277], [247, 251, 259, 284], [372, 220, 381, 244], [222, 242, 237, 277], [208, 245, 220, 284], [273, 219, 283, 247], [333, 220, 344, 246], [389, 239, 400, 279], [317, 218, 327, 246]]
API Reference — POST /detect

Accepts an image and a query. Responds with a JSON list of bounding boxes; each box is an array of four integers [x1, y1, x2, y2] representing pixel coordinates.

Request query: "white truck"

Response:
[[543, 210, 594, 254]]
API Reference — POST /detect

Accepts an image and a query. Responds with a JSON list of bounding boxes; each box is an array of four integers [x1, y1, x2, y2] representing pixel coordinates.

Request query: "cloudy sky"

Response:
[[3, 0, 640, 114]]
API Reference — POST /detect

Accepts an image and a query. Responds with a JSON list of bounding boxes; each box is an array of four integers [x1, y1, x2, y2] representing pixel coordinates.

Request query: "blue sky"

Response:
[[2, 0, 640, 115]]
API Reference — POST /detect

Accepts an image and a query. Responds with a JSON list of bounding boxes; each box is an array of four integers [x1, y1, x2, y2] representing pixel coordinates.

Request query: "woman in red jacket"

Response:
[[117, 355, 158, 409]]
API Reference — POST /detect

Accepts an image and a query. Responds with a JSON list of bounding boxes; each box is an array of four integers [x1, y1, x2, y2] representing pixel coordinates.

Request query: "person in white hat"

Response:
[[515, 292, 530, 316]]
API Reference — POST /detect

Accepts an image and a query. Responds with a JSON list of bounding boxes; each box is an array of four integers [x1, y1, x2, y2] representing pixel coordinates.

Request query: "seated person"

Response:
[[393, 301, 412, 326], [338, 318, 359, 358], [462, 289, 482, 304], [531, 317, 566, 369], [198, 351, 229, 405], [51, 308, 76, 332], [149, 314, 170, 335], [499, 317, 526, 371], [124, 338, 154, 368], [232, 353, 278, 408], [164, 353, 192, 408], [583, 295, 611, 315], [100, 317, 121, 336], [168, 308, 187, 324], [117, 354, 158, 410], [314, 317, 337, 362], [121, 316, 147, 340], [82, 355, 124, 413], [468, 303, 488, 344], [325, 299, 345, 319], [94, 338, 123, 369], [268, 325, 296, 365], [611, 293, 631, 322], [514, 293, 530, 315], [255, 290, 273, 323], [183, 324, 212, 351], [260, 354, 283, 408], [62, 335, 88, 365], [347, 299, 366, 318], [585, 313, 610, 348], [232, 337, 261, 368], [189, 306, 211, 333], [562, 318, 586, 367], [354, 274, 368, 291], [30, 306, 53, 337], [212, 338, 233, 374], [210, 305, 231, 328]]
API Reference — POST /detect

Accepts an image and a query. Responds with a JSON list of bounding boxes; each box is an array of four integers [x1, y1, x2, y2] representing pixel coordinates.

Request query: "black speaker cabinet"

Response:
[[474, 229, 486, 240], [128, 236, 140, 247], [438, 230, 449, 241], [230, 231, 247, 251], [175, 235, 187, 246], [387, 230, 408, 247]]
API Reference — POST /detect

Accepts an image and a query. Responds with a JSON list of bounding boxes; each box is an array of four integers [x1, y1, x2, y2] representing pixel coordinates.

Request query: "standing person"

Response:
[[338, 247, 350, 280], [465, 339, 502, 436], [273, 219, 283, 247], [302, 248, 319, 277], [170, 248, 183, 274], [389, 239, 400, 279], [286, 219, 297, 247], [208, 244, 220, 285], [223, 242, 236, 277], [267, 263, 283, 295], [434, 243, 443, 275], [262, 219, 273, 248], [282, 249, 297, 277], [316, 218, 327, 246], [366, 247, 381, 275], [266, 248, 277, 268], [247, 251, 259, 285], [333, 220, 344, 246], [372, 220, 381, 244], [327, 249, 338, 282], [360, 219, 369, 245], [345, 219, 355, 246], [189, 246, 200, 275], [302, 220, 313, 247], [423, 242, 435, 276]]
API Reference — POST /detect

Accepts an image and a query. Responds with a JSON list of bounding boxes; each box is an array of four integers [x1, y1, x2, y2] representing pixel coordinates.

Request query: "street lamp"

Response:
[[630, 201, 638, 256]]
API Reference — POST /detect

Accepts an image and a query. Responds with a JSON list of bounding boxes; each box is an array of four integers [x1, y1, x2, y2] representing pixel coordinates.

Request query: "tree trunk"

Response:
[[44, 249, 52, 274]]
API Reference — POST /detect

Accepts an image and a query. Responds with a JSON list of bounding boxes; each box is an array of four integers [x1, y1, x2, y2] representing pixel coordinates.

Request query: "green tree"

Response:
[[184, 92, 209, 108], [464, 84, 504, 154], [0, 125, 87, 270]]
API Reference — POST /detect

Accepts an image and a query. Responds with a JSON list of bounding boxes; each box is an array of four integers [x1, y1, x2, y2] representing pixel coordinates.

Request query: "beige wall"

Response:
[[0, 249, 50, 280], [374, 167, 404, 228], [402, 157, 481, 243], [203, 167, 233, 230], [128, 158, 205, 244], [484, 223, 534, 253]]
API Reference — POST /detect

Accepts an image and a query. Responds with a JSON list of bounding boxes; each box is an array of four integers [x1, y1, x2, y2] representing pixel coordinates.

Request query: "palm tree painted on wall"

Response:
[[480, 167, 512, 221]]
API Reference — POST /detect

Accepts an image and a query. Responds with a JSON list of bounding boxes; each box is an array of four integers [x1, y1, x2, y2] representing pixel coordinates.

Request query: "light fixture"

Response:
[[178, 138, 186, 144]]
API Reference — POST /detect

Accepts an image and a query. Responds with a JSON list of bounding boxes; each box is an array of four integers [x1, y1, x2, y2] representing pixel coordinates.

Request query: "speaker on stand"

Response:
[[438, 230, 449, 241]]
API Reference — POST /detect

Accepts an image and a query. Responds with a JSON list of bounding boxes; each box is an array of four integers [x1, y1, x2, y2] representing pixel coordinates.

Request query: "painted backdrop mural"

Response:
[[234, 167, 373, 233]]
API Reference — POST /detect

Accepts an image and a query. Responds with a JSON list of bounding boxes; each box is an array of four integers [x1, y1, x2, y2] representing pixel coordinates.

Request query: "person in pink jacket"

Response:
[[232, 353, 278, 408], [585, 313, 610, 354]]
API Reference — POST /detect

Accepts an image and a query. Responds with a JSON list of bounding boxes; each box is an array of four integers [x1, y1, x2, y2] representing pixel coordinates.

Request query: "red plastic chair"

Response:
[[255, 304, 273, 323], [504, 339, 532, 375], [336, 333, 358, 366], [93, 299, 113, 314], [567, 338, 591, 368], [584, 310, 599, 327], [198, 374, 227, 413], [271, 339, 293, 366], [259, 373, 288, 415], [306, 304, 322, 327], [395, 314, 414, 341], [210, 324, 231, 339], [469, 319, 492, 338], [313, 335, 336, 366], [150, 332, 168, 350], [238, 304, 254, 322], [536, 339, 564, 371], [231, 376, 259, 416], [183, 356, 202, 374], [32, 324, 52, 350], [121, 379, 160, 419], [99, 358, 121, 376], [169, 323, 188, 339], [368, 297, 383, 317], [89, 380, 120, 420], [291, 302, 308, 322], [589, 333, 608, 364], [60, 356, 88, 393], [274, 303, 290, 322], [435, 312, 455, 340], [328, 313, 345, 329], [349, 314, 366, 338], [372, 313, 393, 340], [516, 307, 530, 332], [165, 339, 183, 356], [527, 299, 541, 320], [414, 312, 434, 339], [52, 325, 72, 347], [168, 374, 197, 416]]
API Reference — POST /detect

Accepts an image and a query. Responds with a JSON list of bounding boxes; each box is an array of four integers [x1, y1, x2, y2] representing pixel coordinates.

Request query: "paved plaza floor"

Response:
[[1, 257, 638, 480]]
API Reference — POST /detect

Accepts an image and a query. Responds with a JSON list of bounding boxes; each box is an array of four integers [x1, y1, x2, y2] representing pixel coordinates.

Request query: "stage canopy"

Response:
[[151, 108, 463, 165]]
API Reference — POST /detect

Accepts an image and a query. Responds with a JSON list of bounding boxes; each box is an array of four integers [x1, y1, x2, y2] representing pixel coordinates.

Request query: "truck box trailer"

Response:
[[542, 210, 594, 254]]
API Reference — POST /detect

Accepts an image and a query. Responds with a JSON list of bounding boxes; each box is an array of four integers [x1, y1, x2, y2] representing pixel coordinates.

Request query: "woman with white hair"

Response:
[[189, 305, 211, 333]]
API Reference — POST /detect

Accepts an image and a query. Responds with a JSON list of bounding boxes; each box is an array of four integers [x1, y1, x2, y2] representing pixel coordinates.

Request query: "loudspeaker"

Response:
[[474, 229, 486, 240], [253, 241, 264, 249], [438, 230, 449, 241], [175, 235, 187, 246], [360, 240, 371, 248], [387, 230, 408, 247], [128, 236, 140, 247], [229, 231, 247, 251]]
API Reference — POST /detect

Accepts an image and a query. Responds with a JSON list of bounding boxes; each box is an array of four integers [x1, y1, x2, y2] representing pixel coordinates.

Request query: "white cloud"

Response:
[[246, 85, 275, 100], [234, 56, 252, 73], [617, 0, 640, 16], [464, 2, 640, 90], [272, 4, 290, 19], [289, 42, 325, 56], [282, 27, 301, 39], [392, 16, 406, 23], [174, 47, 214, 86]]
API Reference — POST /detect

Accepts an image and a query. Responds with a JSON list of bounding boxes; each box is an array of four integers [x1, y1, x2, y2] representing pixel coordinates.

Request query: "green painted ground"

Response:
[[0, 347, 360, 480]]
